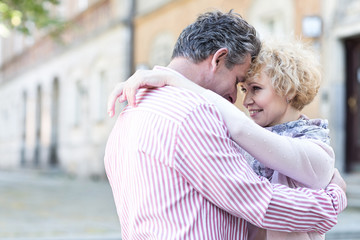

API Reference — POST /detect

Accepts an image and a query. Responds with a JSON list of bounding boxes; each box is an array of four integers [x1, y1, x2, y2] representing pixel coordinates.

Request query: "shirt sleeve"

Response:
[[201, 89, 335, 189], [174, 102, 346, 234]]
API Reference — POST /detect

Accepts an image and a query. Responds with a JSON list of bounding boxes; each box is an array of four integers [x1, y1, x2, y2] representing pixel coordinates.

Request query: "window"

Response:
[[78, 0, 88, 12], [248, 0, 294, 40], [149, 32, 174, 67], [74, 80, 82, 126], [96, 71, 107, 122]]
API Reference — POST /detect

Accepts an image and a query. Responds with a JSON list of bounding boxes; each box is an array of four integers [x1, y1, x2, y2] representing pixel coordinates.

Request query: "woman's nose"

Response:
[[242, 94, 253, 108]]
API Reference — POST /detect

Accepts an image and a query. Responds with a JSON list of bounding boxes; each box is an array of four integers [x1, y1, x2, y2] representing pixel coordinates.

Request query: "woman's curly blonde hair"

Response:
[[246, 40, 321, 110]]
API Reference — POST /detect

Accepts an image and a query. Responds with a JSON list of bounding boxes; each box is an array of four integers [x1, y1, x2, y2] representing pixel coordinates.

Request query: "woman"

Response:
[[107, 40, 335, 239]]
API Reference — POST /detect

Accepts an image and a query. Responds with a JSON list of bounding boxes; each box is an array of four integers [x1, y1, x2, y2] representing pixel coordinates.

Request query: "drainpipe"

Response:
[[127, 0, 136, 78]]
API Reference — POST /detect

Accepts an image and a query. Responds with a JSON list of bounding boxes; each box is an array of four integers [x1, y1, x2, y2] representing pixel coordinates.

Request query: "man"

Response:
[[105, 10, 346, 239]]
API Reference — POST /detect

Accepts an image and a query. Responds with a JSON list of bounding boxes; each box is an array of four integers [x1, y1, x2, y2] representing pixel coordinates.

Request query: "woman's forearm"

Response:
[[201, 90, 334, 188]]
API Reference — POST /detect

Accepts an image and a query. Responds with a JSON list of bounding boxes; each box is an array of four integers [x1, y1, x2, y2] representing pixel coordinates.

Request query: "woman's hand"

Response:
[[330, 168, 347, 194], [107, 69, 168, 117]]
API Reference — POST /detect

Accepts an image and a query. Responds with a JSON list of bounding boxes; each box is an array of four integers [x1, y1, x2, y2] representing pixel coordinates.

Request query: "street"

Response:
[[0, 170, 121, 239], [0, 169, 359, 240]]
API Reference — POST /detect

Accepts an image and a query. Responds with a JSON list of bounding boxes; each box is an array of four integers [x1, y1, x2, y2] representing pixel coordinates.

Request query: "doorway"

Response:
[[345, 37, 360, 172]]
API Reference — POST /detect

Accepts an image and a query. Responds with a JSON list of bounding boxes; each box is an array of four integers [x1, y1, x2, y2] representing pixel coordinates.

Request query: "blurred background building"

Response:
[[0, 0, 359, 180]]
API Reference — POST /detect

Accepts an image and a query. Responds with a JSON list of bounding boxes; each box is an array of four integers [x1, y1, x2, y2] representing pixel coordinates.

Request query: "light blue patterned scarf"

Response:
[[248, 115, 331, 179]]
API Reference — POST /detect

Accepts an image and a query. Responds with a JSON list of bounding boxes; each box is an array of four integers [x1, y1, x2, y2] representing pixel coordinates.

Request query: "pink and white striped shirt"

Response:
[[104, 80, 346, 240]]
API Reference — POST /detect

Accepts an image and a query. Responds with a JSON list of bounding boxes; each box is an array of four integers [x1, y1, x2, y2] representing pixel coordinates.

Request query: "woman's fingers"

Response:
[[107, 82, 125, 117], [107, 69, 168, 117]]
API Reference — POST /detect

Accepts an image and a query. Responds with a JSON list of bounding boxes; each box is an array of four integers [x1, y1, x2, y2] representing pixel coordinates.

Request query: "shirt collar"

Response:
[[153, 65, 187, 79]]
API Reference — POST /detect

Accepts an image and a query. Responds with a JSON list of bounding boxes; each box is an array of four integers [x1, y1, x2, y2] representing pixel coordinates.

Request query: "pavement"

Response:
[[0, 169, 360, 240], [327, 173, 360, 240], [0, 169, 121, 240]]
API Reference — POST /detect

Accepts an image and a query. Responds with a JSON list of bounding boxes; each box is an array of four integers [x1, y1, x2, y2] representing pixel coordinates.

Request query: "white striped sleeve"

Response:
[[174, 102, 345, 233]]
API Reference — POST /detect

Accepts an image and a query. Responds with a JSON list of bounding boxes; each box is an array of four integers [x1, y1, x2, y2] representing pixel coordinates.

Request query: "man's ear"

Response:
[[210, 48, 228, 72]]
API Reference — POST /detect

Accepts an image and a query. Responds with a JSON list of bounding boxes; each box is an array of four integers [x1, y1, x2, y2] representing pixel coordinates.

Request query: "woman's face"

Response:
[[240, 70, 291, 127]]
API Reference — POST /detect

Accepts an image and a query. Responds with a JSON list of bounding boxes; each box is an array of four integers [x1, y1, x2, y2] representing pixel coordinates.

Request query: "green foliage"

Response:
[[0, 0, 65, 37]]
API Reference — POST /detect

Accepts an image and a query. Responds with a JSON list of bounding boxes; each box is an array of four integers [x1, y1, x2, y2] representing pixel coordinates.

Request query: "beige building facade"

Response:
[[0, 0, 132, 177], [0, 0, 358, 177], [321, 0, 360, 173]]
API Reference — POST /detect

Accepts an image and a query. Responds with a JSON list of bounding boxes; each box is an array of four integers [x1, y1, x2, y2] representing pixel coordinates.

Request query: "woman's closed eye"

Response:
[[252, 86, 261, 92]]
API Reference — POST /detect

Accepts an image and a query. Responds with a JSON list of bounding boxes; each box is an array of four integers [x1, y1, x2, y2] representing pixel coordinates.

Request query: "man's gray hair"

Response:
[[172, 10, 261, 69]]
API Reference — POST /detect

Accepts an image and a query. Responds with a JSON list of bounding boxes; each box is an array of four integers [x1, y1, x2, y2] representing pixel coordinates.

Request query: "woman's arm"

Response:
[[107, 69, 206, 117], [107, 69, 334, 188], [201, 89, 334, 189]]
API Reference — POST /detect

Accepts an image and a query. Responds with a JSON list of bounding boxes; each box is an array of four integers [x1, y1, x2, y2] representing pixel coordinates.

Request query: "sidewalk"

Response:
[[327, 206, 360, 240], [327, 173, 360, 240], [0, 169, 121, 240], [0, 169, 359, 240]]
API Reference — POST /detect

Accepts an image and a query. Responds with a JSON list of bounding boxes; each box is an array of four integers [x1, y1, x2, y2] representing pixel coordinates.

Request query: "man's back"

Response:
[[105, 86, 253, 239], [105, 83, 346, 240]]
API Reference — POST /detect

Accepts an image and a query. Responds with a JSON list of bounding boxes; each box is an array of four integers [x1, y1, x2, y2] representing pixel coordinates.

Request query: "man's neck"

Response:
[[167, 57, 208, 86]]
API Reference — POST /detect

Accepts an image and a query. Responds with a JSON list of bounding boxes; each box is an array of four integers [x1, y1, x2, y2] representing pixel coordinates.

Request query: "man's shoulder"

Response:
[[138, 86, 209, 108], [133, 86, 215, 121]]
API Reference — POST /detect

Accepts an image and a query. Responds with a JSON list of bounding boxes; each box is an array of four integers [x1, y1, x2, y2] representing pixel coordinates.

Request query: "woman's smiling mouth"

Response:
[[248, 109, 263, 117]]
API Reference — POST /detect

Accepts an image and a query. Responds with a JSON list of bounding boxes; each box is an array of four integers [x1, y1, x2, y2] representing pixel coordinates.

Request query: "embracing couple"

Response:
[[105, 10, 347, 240]]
